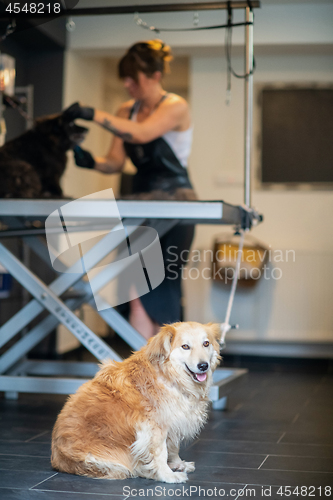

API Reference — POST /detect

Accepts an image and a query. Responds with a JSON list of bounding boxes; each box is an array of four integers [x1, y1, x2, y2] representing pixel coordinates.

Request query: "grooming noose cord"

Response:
[[219, 228, 247, 349]]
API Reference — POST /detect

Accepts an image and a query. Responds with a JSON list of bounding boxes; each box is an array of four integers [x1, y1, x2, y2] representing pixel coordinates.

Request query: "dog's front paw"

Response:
[[183, 461, 195, 473], [169, 460, 195, 473], [160, 471, 188, 483]]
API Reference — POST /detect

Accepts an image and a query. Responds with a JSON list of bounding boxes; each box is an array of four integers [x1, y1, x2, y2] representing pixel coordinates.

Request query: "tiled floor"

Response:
[[0, 371, 332, 499]]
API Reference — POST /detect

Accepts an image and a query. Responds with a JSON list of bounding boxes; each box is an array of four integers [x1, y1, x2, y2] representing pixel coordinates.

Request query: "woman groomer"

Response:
[[64, 40, 196, 340]]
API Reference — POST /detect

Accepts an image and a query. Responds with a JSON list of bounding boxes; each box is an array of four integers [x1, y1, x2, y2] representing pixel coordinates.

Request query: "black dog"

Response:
[[0, 110, 88, 198]]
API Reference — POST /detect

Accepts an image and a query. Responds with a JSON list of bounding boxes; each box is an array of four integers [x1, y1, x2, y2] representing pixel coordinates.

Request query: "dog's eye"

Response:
[[181, 344, 190, 350], [203, 341, 210, 347]]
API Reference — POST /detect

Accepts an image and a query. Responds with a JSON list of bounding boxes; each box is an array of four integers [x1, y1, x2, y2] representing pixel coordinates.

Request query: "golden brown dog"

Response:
[[51, 322, 221, 483]]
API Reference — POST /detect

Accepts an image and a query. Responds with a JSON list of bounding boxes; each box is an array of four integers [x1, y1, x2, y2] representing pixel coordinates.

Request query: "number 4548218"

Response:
[[277, 486, 331, 496], [5, 3, 61, 14]]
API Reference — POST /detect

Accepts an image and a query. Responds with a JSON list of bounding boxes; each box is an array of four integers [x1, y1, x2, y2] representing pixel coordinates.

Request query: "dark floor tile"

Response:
[[262, 455, 333, 473], [180, 449, 266, 468], [199, 428, 283, 443], [225, 407, 299, 424], [0, 442, 51, 457], [207, 420, 287, 433], [251, 388, 311, 400], [0, 455, 52, 472], [281, 431, 333, 446], [189, 466, 333, 487], [189, 439, 333, 458], [0, 416, 55, 433], [295, 415, 333, 432], [0, 413, 54, 426], [0, 488, 122, 499], [0, 394, 66, 411], [262, 373, 322, 385], [303, 395, 333, 407], [305, 403, 333, 417], [311, 384, 333, 396], [318, 380, 333, 393], [0, 470, 56, 489], [32, 472, 136, 496], [28, 431, 52, 444], [290, 417, 333, 432], [0, 428, 49, 442]]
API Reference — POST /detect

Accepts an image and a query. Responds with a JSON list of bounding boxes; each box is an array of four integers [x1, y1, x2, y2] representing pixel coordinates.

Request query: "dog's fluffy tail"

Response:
[[51, 441, 134, 480]]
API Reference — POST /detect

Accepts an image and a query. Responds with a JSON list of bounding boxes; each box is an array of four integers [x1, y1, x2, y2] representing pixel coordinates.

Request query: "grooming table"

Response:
[[0, 199, 256, 405]]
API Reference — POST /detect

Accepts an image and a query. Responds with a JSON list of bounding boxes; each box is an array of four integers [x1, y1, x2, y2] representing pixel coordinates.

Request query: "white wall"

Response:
[[190, 53, 333, 252], [186, 51, 333, 343], [62, 1, 333, 347]]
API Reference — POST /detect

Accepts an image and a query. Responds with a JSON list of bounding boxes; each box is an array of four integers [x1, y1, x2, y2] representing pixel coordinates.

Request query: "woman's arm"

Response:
[[94, 136, 126, 174], [94, 95, 189, 144], [66, 95, 190, 144], [92, 105, 130, 174]]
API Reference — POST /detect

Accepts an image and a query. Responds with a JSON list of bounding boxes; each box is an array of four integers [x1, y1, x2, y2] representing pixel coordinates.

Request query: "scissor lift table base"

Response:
[[0, 364, 248, 409], [0, 199, 256, 408]]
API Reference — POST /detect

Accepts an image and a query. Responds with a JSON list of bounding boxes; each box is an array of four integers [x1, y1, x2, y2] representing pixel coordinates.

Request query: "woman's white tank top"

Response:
[[131, 99, 193, 168]]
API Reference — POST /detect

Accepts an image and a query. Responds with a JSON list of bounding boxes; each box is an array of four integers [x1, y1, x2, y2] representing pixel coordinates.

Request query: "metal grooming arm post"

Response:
[[244, 3, 254, 208]]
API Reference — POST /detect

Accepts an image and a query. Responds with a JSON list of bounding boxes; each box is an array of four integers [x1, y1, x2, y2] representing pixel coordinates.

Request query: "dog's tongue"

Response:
[[196, 373, 207, 382]]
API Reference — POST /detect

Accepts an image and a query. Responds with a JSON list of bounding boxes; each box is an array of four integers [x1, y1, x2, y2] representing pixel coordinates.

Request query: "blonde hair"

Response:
[[118, 39, 173, 82]]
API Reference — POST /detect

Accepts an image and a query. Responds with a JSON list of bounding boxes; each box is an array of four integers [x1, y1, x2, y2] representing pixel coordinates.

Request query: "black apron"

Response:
[[124, 137, 193, 193], [123, 99, 193, 194]]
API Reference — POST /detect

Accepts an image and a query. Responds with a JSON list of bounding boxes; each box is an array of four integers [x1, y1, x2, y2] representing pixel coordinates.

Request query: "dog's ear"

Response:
[[205, 323, 222, 369], [145, 324, 175, 364], [34, 115, 62, 136], [205, 323, 223, 345], [62, 102, 80, 122]]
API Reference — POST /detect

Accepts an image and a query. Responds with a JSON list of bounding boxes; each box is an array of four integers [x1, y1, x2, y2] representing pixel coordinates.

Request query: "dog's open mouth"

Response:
[[185, 364, 207, 383]]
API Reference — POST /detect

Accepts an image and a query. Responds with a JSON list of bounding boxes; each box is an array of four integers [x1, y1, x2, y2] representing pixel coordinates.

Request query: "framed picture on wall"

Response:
[[256, 84, 333, 189]]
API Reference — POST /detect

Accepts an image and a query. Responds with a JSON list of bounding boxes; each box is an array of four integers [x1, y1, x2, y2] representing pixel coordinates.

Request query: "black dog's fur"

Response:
[[0, 112, 88, 199]]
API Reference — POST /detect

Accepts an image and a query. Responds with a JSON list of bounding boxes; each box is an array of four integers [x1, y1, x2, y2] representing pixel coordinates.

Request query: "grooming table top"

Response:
[[0, 198, 261, 229]]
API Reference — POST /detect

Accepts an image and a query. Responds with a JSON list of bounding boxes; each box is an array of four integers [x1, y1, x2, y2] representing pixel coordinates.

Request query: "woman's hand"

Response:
[[73, 145, 125, 174], [73, 146, 95, 169], [63, 102, 95, 121]]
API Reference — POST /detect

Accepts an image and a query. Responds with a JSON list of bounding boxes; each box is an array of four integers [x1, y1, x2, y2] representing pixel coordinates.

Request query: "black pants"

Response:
[[118, 224, 195, 325]]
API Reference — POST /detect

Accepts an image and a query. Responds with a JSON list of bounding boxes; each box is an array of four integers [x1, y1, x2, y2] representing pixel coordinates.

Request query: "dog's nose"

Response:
[[197, 362, 208, 372]]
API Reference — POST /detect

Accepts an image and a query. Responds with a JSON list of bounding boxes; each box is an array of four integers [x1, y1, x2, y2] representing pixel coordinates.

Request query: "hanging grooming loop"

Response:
[[219, 229, 247, 349]]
